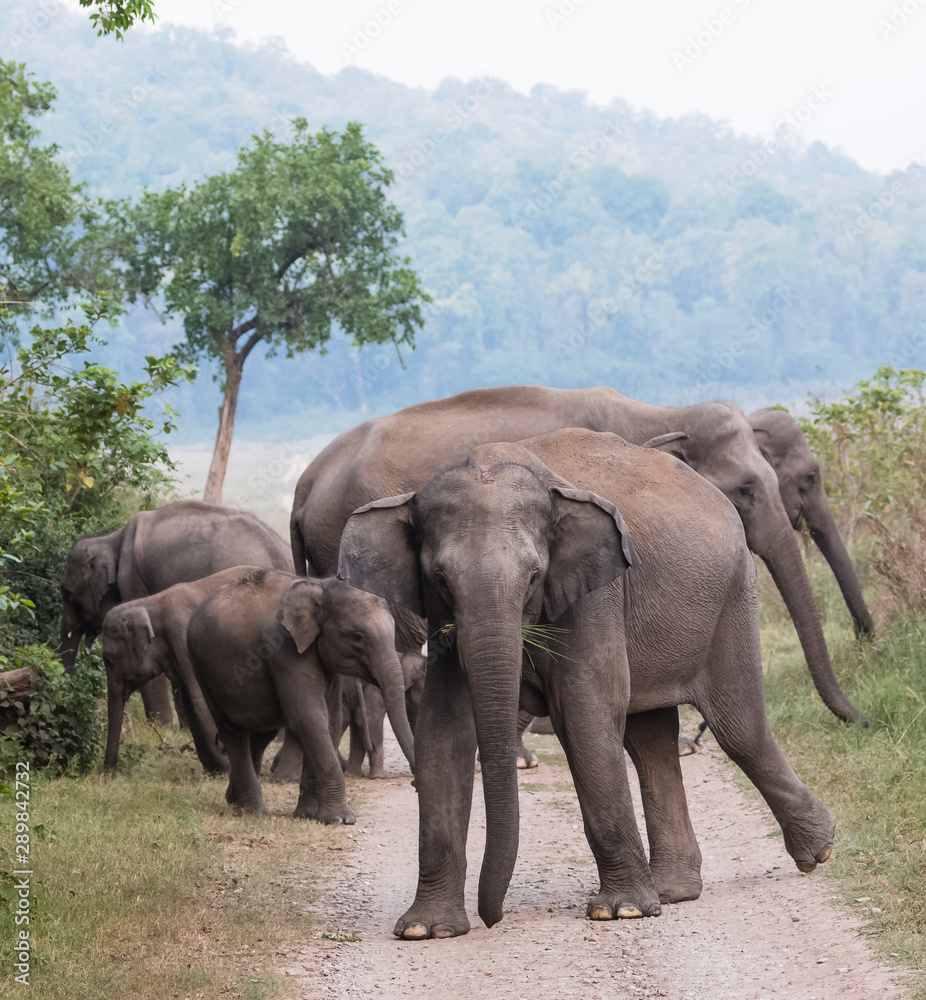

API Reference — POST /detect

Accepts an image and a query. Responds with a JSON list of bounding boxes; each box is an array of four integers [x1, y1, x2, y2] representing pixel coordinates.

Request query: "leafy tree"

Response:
[[77, 0, 157, 38], [0, 60, 123, 334], [0, 301, 196, 648], [117, 120, 429, 502]]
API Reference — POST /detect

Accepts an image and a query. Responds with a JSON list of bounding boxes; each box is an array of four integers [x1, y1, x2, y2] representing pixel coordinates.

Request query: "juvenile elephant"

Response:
[[186, 569, 416, 822], [60, 500, 291, 723], [100, 566, 264, 775], [750, 407, 874, 637], [340, 429, 834, 938], [331, 652, 427, 779], [292, 385, 865, 728]]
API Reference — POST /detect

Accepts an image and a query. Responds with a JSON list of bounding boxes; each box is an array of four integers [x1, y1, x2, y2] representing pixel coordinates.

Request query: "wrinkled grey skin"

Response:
[[750, 407, 875, 638], [292, 386, 864, 727], [332, 652, 427, 779], [101, 567, 265, 775], [60, 500, 291, 724], [269, 650, 426, 782], [186, 570, 416, 823], [340, 430, 834, 939]]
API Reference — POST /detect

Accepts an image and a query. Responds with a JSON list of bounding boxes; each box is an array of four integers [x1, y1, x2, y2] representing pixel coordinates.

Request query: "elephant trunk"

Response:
[[59, 597, 84, 673], [455, 609, 523, 929], [104, 680, 125, 774], [374, 651, 417, 772], [761, 518, 867, 726], [804, 495, 875, 638]]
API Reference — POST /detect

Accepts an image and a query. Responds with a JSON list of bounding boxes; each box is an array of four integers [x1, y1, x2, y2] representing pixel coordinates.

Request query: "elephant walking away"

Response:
[[100, 566, 269, 774], [60, 500, 291, 723], [187, 570, 416, 822], [340, 430, 834, 938], [292, 385, 865, 727], [750, 407, 874, 637]]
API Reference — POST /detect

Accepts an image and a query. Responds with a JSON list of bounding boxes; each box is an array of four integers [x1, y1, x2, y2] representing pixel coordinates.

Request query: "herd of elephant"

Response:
[[58, 385, 872, 940]]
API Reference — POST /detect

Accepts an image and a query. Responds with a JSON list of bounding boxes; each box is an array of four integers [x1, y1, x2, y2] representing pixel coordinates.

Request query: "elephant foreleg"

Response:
[[623, 708, 702, 904], [393, 645, 476, 940], [139, 674, 173, 725]]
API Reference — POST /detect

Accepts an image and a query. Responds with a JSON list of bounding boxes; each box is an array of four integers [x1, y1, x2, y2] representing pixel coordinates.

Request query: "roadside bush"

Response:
[[0, 646, 106, 775]]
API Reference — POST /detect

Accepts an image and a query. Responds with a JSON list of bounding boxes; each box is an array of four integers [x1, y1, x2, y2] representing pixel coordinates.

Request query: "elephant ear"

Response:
[[281, 578, 325, 654], [338, 493, 424, 618], [544, 486, 638, 622], [127, 606, 155, 642], [640, 430, 688, 462], [89, 548, 117, 605]]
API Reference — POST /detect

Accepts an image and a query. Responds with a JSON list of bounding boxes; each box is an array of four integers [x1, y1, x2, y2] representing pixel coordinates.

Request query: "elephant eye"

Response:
[[529, 569, 541, 586], [738, 486, 753, 498]]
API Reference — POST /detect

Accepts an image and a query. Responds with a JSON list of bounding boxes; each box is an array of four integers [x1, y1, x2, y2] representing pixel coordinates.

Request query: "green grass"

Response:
[[754, 553, 926, 992], [0, 704, 347, 1000]]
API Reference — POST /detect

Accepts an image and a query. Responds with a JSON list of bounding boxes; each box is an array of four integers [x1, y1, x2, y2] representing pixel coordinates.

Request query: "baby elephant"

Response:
[[101, 566, 261, 775], [187, 569, 416, 823]]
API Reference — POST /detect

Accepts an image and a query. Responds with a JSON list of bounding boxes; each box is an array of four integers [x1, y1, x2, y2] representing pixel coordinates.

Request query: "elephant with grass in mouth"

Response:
[[59, 500, 291, 723], [186, 569, 415, 822], [339, 429, 835, 939], [292, 385, 866, 729]]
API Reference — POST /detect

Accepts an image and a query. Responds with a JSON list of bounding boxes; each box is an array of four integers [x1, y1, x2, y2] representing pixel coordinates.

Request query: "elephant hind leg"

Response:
[[695, 603, 834, 873], [624, 708, 702, 904], [221, 727, 266, 815]]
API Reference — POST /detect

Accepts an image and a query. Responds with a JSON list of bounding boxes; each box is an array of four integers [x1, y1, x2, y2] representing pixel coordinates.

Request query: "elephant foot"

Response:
[[393, 903, 470, 940], [650, 864, 702, 904], [515, 741, 539, 769], [586, 886, 662, 920], [677, 736, 700, 756], [368, 767, 386, 779], [781, 799, 835, 873], [344, 764, 364, 778], [294, 801, 356, 825]]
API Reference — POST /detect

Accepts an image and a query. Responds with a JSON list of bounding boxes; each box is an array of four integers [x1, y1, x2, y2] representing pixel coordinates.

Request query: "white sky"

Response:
[[61, 0, 926, 175]]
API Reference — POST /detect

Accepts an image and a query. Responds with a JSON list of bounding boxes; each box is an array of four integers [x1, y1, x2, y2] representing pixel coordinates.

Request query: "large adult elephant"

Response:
[[339, 431, 834, 937], [60, 500, 291, 722], [291, 385, 865, 726], [750, 407, 875, 638]]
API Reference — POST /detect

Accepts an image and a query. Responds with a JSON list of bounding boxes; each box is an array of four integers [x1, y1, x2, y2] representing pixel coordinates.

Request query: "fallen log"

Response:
[[0, 667, 34, 728]]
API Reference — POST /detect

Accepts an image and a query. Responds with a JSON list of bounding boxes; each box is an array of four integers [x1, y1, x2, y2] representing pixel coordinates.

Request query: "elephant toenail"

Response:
[[816, 846, 832, 863], [433, 928, 455, 938], [797, 860, 817, 873], [616, 905, 644, 918], [401, 923, 429, 939], [589, 905, 613, 920]]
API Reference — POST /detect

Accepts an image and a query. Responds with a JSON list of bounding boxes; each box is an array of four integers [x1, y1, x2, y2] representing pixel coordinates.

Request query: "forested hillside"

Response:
[[3, 0, 925, 441]]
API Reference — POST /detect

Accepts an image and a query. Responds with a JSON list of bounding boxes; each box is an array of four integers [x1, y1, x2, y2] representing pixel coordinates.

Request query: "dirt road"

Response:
[[284, 732, 908, 1000]]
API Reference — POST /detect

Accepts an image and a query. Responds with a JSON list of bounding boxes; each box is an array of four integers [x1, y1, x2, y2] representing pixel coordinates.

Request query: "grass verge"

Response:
[[0, 709, 353, 1000], [755, 555, 926, 995]]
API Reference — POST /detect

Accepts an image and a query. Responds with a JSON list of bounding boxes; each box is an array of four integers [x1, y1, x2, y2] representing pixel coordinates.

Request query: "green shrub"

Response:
[[0, 645, 106, 776]]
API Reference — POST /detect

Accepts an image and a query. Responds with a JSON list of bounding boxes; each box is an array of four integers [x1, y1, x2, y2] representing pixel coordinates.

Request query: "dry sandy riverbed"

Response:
[[278, 730, 910, 1000]]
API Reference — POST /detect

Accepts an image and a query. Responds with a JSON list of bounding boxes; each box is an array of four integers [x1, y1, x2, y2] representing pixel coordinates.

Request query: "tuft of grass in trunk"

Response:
[[0, 705, 352, 1000], [756, 557, 926, 992]]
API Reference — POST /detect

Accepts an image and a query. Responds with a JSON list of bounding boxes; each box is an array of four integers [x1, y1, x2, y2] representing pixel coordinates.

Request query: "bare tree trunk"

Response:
[[203, 345, 244, 505]]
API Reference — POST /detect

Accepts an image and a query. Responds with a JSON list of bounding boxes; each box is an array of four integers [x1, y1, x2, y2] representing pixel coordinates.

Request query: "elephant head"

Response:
[[749, 407, 874, 638], [338, 442, 635, 928], [60, 534, 121, 672], [642, 402, 866, 726], [281, 577, 417, 773], [101, 605, 156, 773]]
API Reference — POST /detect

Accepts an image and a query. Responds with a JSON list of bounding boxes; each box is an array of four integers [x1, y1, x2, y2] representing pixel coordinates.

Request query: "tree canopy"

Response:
[[117, 119, 429, 500]]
